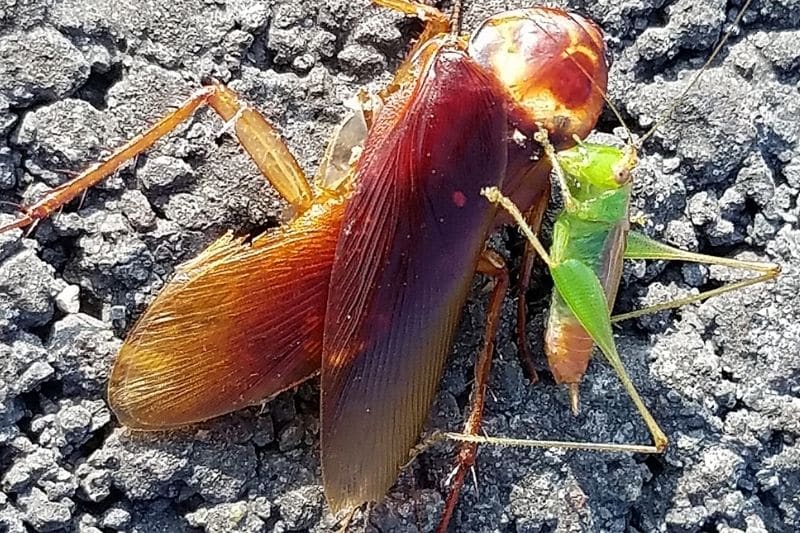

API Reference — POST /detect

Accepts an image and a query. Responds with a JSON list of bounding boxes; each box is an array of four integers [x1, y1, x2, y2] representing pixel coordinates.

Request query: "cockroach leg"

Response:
[[611, 232, 781, 323], [515, 194, 550, 384], [373, 0, 450, 36], [437, 249, 509, 533], [0, 83, 314, 235], [206, 84, 314, 211]]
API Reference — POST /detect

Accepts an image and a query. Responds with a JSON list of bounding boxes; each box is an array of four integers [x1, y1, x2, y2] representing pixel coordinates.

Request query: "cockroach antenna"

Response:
[[636, 0, 754, 148], [449, 0, 463, 35]]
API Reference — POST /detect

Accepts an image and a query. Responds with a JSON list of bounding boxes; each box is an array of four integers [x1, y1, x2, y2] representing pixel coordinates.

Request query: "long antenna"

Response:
[[636, 0, 753, 147], [532, 0, 754, 152], [450, 0, 463, 35]]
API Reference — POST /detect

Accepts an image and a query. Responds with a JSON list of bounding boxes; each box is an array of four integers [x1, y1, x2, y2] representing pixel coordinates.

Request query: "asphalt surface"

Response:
[[1, 0, 799, 531]]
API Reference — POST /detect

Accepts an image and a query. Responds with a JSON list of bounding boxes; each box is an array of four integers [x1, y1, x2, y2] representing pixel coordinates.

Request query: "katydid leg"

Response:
[[437, 249, 509, 533], [611, 232, 780, 323], [0, 83, 315, 234]]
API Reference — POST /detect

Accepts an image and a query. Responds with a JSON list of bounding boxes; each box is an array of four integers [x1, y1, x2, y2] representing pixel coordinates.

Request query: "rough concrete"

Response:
[[0, 0, 798, 531]]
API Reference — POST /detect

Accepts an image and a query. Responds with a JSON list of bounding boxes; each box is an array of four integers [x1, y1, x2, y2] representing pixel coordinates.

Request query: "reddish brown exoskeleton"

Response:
[[0, 1, 608, 529]]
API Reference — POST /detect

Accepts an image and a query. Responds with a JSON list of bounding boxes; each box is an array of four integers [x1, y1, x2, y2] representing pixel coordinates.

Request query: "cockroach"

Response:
[[468, 0, 780, 458], [0, 0, 609, 529]]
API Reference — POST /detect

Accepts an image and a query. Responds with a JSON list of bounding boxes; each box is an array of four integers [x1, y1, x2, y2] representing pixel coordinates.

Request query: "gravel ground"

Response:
[[1, 0, 799, 532]]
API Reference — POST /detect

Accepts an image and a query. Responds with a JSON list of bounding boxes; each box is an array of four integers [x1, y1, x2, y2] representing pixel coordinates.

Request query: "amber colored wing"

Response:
[[108, 198, 344, 429], [321, 47, 510, 511]]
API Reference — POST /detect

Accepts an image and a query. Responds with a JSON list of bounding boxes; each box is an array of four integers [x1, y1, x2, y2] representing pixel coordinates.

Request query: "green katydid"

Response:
[[480, 134, 779, 454]]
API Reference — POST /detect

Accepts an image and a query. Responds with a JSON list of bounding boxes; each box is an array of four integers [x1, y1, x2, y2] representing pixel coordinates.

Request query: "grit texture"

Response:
[[0, 0, 798, 532]]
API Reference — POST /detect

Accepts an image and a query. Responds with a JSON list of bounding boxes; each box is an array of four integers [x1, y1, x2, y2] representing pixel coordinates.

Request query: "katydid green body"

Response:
[[478, 0, 778, 455], [545, 143, 632, 412], [532, 139, 777, 451], [483, 134, 778, 453]]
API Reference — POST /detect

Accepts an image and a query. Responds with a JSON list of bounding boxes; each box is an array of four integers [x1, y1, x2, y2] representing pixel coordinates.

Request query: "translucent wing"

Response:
[[109, 199, 344, 428], [321, 48, 510, 511]]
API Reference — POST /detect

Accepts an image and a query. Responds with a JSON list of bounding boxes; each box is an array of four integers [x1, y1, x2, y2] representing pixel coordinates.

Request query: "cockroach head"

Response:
[[469, 7, 608, 149]]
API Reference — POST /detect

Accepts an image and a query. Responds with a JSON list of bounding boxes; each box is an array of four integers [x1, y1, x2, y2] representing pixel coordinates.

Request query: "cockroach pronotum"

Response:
[[0, 0, 609, 529]]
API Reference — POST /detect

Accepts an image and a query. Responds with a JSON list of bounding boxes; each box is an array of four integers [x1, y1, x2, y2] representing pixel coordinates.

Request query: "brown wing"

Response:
[[321, 46, 510, 511], [108, 198, 344, 429]]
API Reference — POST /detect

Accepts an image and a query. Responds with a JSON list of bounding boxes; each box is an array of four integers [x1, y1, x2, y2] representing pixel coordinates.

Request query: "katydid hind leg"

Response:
[[437, 249, 509, 533], [613, 231, 781, 323]]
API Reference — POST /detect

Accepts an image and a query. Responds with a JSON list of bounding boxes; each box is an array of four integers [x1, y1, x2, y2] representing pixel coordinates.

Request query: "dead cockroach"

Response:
[[0, 0, 609, 529]]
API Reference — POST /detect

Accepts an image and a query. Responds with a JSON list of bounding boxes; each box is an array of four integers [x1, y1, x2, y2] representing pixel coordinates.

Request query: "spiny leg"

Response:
[[516, 193, 550, 383], [611, 231, 781, 323], [436, 249, 509, 533], [0, 83, 314, 234], [373, 0, 451, 40], [207, 84, 313, 210], [482, 186, 667, 453]]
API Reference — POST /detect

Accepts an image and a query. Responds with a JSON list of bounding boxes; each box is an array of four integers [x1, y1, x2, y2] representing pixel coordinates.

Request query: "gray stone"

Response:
[[0, 246, 60, 329], [54, 284, 80, 314], [0, 492, 26, 533], [28, 398, 109, 452], [275, 486, 324, 531], [46, 314, 119, 397], [12, 99, 120, 187], [337, 44, 387, 77], [17, 487, 73, 532], [186, 441, 258, 503], [138, 155, 194, 192], [186, 498, 270, 533], [78, 429, 192, 501], [0, 333, 53, 444], [688, 190, 719, 227], [0, 143, 19, 190], [0, 27, 89, 107], [100, 506, 131, 530], [754, 29, 800, 72]]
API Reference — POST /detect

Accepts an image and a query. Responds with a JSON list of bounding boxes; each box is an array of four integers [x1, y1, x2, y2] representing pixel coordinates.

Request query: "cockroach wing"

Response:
[[321, 48, 509, 512], [108, 199, 344, 429]]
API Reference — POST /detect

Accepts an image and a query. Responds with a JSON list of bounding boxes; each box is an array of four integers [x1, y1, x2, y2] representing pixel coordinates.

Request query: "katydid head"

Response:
[[468, 8, 608, 148], [558, 142, 637, 194], [554, 141, 634, 223]]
